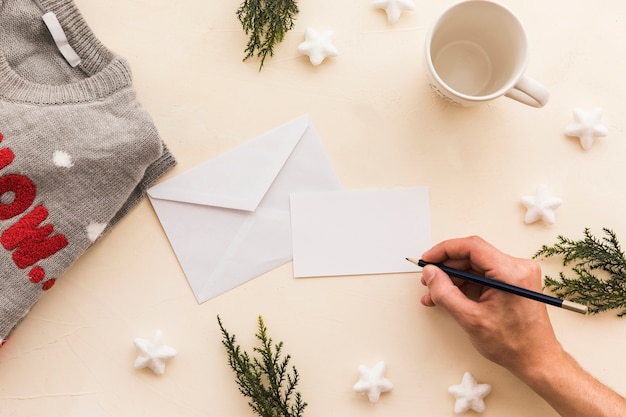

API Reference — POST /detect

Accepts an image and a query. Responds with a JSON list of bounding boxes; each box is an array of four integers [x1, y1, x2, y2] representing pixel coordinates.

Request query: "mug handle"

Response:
[[504, 75, 550, 108]]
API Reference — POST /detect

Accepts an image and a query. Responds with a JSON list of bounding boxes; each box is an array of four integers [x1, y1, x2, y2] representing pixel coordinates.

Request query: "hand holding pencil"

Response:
[[416, 236, 626, 417], [415, 235, 562, 372], [407, 259, 587, 314]]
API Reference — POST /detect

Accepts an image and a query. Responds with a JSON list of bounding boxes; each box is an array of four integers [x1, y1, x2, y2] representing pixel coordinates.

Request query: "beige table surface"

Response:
[[1, 0, 626, 416]]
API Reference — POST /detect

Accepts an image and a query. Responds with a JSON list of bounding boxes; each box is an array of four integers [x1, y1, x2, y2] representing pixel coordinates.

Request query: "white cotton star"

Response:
[[448, 372, 491, 414], [373, 0, 416, 23], [297, 28, 338, 66], [134, 330, 177, 375], [353, 360, 393, 403], [564, 107, 608, 150], [521, 184, 562, 225]]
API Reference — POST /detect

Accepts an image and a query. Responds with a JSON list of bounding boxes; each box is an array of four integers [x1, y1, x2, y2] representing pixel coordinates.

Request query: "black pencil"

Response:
[[406, 258, 588, 315]]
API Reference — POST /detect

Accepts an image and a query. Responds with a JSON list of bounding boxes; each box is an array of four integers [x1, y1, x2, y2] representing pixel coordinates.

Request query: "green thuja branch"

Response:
[[218, 315, 307, 417], [534, 228, 626, 316], [236, 0, 299, 70]]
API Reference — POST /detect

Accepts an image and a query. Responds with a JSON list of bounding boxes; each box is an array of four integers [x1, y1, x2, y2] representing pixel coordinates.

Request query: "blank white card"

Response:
[[290, 187, 431, 278]]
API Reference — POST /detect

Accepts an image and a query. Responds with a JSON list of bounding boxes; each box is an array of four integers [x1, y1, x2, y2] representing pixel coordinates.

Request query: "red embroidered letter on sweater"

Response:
[[0, 174, 36, 220], [0, 133, 15, 170], [1, 205, 68, 269]]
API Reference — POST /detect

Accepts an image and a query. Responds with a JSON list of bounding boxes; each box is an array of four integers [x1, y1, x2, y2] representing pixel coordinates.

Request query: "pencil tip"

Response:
[[405, 257, 420, 266]]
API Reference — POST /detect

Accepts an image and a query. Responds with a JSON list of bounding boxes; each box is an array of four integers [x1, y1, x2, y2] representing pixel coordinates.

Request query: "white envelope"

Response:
[[147, 115, 342, 303]]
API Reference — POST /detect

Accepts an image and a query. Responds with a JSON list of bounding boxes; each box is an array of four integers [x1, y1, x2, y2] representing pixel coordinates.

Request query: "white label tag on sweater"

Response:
[[42, 12, 82, 68]]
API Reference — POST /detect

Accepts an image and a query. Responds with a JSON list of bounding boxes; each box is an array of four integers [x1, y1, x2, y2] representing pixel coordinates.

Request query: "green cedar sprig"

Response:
[[236, 0, 299, 70], [534, 228, 626, 316], [217, 315, 307, 417]]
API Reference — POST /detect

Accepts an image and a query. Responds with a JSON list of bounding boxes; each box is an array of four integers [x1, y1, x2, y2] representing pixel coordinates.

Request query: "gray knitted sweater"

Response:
[[0, 0, 176, 340]]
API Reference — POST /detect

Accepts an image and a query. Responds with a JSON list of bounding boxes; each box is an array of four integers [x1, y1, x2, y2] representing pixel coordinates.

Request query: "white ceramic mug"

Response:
[[425, 0, 549, 107]]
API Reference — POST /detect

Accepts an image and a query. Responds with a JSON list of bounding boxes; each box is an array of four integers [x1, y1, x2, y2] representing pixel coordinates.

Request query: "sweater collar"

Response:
[[0, 0, 133, 104]]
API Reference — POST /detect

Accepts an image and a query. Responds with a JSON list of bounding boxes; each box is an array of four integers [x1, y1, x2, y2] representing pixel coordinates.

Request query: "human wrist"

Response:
[[508, 343, 626, 417], [509, 342, 583, 408], [506, 339, 568, 387]]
